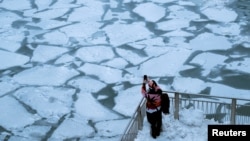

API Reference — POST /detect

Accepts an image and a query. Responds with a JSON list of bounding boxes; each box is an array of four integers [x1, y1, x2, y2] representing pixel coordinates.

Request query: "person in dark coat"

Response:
[[141, 75, 162, 139]]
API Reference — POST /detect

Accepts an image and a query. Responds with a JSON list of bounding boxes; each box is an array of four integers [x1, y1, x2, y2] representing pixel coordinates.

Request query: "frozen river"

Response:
[[0, 0, 249, 140]]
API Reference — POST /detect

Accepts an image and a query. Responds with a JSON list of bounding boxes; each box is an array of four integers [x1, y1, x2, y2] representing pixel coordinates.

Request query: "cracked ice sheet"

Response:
[[24, 8, 70, 20], [31, 45, 69, 63], [201, 6, 237, 23], [116, 48, 149, 65], [60, 22, 103, 41], [0, 80, 19, 97], [14, 86, 75, 122], [26, 19, 69, 30], [67, 1, 104, 22], [95, 119, 130, 138], [113, 85, 143, 116], [139, 48, 192, 77], [103, 10, 131, 21], [35, 30, 69, 45], [156, 19, 190, 31], [67, 76, 106, 93], [0, 39, 22, 52], [167, 5, 200, 20], [189, 32, 232, 51], [75, 92, 121, 122], [0, 50, 29, 70], [55, 54, 75, 65], [225, 58, 250, 74], [189, 52, 228, 76], [0, 11, 22, 28], [49, 115, 95, 140], [101, 58, 129, 69], [104, 22, 153, 47], [0, 96, 38, 130], [128, 37, 167, 49], [9, 125, 51, 141], [205, 23, 241, 36], [133, 2, 166, 22], [12, 65, 80, 86], [171, 77, 207, 94], [78, 63, 123, 84], [207, 83, 250, 101], [75, 46, 115, 63], [0, 0, 31, 10]]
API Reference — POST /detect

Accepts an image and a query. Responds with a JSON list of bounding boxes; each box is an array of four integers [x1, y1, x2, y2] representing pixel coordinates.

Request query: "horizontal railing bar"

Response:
[[163, 90, 250, 101]]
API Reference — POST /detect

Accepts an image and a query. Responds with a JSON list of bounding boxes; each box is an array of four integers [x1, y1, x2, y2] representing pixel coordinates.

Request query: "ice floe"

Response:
[[189, 52, 228, 76], [67, 76, 106, 93], [31, 45, 69, 63], [0, 50, 29, 70], [0, 81, 19, 97], [13, 86, 75, 121], [139, 48, 192, 77], [78, 63, 123, 84], [49, 116, 93, 140], [113, 85, 142, 116], [103, 22, 153, 46], [132, 3, 166, 22], [13, 65, 79, 86], [75, 46, 115, 63], [0, 96, 38, 130], [189, 32, 232, 51], [225, 58, 250, 74], [75, 92, 121, 121], [0, 0, 31, 10], [156, 19, 190, 31], [171, 77, 207, 94], [201, 7, 238, 23]]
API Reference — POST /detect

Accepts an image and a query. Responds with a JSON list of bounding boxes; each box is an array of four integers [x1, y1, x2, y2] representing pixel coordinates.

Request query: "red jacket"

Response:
[[141, 84, 162, 109]]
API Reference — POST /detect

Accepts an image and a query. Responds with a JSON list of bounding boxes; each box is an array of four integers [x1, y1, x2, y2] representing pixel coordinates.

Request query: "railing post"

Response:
[[231, 98, 236, 124], [174, 92, 179, 120], [138, 108, 143, 130]]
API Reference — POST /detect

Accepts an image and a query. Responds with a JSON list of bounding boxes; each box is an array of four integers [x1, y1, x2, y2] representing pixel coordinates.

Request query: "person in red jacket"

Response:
[[141, 75, 162, 139]]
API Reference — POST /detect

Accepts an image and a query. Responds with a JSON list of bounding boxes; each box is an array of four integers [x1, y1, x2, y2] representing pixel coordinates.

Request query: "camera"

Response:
[[143, 75, 148, 82]]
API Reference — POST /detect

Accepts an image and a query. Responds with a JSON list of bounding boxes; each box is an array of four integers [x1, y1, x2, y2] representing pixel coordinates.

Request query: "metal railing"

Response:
[[120, 91, 250, 141]]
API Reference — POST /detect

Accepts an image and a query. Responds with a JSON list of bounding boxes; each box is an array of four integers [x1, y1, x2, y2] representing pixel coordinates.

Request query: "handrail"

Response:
[[120, 98, 146, 140], [120, 90, 250, 141], [163, 90, 250, 101]]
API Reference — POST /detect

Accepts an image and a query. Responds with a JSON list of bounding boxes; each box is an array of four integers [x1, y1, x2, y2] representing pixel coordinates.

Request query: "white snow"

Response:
[[135, 108, 218, 141]]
